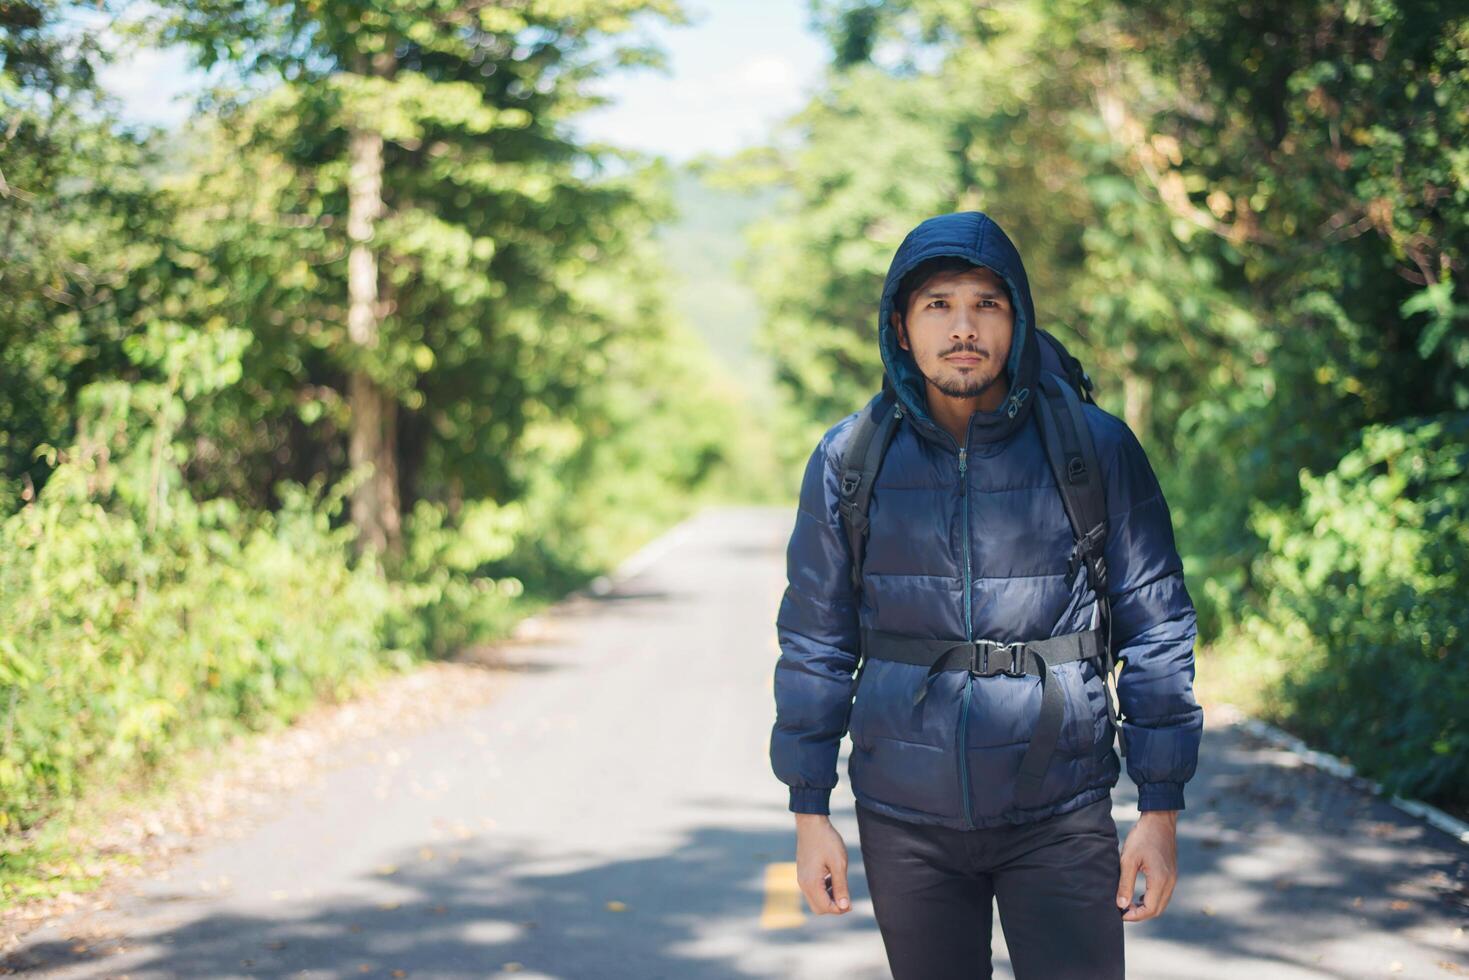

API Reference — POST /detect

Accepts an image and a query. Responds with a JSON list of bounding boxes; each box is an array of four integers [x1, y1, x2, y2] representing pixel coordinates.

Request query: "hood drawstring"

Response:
[[1005, 386, 1031, 419]]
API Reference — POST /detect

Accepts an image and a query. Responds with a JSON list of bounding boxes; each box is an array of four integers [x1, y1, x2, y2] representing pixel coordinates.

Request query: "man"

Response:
[[769, 210, 1203, 979]]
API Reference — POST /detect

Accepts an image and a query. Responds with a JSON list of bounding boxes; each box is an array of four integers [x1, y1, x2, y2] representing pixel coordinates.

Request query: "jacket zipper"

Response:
[[957, 442, 974, 829], [915, 398, 1026, 829], [911, 410, 981, 828]]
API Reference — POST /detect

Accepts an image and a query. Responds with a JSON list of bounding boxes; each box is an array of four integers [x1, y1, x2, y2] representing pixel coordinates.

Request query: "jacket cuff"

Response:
[[789, 786, 833, 815], [1137, 781, 1186, 812]]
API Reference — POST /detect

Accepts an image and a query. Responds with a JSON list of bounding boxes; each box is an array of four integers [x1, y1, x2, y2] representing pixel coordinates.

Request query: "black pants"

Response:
[[855, 796, 1125, 980]]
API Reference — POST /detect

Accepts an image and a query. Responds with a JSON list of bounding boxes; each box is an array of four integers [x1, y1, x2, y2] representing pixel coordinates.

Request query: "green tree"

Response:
[[741, 0, 1469, 806], [153, 0, 688, 556], [0, 1, 172, 501]]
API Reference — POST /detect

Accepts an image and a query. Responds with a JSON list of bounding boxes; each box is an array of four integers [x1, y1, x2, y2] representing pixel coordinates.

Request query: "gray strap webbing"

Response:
[[1034, 371, 1127, 759]]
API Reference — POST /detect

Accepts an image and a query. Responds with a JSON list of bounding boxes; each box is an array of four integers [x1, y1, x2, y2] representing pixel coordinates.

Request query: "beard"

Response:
[[922, 356, 1007, 400]]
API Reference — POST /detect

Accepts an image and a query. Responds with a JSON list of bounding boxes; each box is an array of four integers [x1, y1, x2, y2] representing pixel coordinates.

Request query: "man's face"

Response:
[[891, 265, 1014, 400]]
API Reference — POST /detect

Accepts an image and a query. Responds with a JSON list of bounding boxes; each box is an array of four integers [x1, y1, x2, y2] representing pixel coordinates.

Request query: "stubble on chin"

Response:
[[926, 359, 1004, 400]]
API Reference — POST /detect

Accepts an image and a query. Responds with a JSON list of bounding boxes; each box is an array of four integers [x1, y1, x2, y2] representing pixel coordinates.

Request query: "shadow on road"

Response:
[[4, 813, 876, 978]]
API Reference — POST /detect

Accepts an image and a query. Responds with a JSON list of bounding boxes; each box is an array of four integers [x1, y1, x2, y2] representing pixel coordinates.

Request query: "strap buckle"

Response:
[[972, 639, 1026, 678], [1066, 522, 1108, 581]]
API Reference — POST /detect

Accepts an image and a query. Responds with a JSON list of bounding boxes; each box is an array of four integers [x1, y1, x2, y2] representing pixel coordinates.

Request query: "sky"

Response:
[[98, 0, 831, 164]]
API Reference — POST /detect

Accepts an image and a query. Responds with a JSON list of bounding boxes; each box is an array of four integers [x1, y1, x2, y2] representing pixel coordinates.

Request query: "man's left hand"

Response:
[[1117, 809, 1178, 922]]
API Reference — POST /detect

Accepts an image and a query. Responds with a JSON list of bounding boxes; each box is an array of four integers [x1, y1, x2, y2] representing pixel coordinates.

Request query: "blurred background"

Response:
[[1, 0, 1465, 912]]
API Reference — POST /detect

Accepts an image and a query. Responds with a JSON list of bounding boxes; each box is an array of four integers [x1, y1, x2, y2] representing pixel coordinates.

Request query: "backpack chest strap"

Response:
[[858, 626, 1107, 808]]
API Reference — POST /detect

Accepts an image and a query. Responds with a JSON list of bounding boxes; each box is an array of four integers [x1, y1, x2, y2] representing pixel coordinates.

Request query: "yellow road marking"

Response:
[[760, 862, 806, 929]]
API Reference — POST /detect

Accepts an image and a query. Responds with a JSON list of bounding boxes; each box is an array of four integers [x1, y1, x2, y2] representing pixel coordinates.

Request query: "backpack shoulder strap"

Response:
[[1036, 329, 1100, 406], [1033, 370, 1108, 591], [1033, 369, 1129, 755], [836, 381, 903, 595]]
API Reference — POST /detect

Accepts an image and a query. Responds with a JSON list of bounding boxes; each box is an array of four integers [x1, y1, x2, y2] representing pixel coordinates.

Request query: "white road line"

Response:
[[1231, 713, 1469, 845]]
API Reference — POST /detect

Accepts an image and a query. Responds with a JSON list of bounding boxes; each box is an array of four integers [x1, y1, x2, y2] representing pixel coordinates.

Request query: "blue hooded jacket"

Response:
[[769, 210, 1204, 828]]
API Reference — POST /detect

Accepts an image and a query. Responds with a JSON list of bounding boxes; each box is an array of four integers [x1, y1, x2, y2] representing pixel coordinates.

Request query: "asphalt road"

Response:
[[5, 506, 1468, 979]]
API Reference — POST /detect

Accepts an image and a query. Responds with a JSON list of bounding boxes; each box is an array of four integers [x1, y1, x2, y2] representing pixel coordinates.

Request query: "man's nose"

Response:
[[952, 306, 980, 337]]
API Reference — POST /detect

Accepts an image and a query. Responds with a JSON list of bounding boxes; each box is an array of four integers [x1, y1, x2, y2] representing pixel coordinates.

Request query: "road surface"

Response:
[[4, 506, 1468, 978]]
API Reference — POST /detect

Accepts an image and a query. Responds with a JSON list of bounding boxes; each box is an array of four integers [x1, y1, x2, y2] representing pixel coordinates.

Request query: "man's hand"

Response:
[[1117, 809, 1178, 922], [795, 813, 852, 914]]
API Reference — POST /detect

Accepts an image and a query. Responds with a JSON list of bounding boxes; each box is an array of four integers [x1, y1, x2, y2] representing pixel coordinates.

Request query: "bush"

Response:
[[1235, 412, 1469, 806], [0, 338, 408, 835], [388, 497, 527, 660]]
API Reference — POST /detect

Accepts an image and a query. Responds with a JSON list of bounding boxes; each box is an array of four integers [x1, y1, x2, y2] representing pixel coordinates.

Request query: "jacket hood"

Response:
[[878, 210, 1040, 445]]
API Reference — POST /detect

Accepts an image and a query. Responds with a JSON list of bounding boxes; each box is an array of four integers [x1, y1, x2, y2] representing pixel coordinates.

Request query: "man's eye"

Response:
[[928, 300, 946, 308]]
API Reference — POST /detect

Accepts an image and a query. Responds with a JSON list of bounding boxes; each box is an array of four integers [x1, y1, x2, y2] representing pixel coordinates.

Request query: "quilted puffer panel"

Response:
[[769, 210, 1204, 829]]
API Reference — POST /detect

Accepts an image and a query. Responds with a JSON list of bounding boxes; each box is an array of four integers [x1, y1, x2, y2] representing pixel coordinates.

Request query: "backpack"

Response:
[[834, 329, 1127, 757]]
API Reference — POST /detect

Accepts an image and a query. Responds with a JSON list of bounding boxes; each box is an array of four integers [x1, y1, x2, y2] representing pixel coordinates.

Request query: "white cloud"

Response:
[[98, 43, 197, 128], [727, 55, 801, 92], [570, 42, 824, 161], [95, 0, 829, 161]]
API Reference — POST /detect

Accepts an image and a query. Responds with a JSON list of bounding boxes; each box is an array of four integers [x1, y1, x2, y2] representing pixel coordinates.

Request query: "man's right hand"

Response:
[[795, 813, 852, 914]]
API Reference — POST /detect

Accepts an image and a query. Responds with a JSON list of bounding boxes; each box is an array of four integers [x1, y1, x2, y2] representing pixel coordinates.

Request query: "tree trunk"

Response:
[[1120, 339, 1153, 444], [345, 57, 401, 558]]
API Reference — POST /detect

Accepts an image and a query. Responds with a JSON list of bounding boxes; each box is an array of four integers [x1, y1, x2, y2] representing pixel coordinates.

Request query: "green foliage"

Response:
[[744, 0, 1469, 809], [136, 0, 706, 521], [389, 496, 526, 660], [0, 331, 405, 835], [1236, 414, 1469, 804], [655, 167, 783, 395], [1, 1, 171, 496], [0, 0, 770, 891]]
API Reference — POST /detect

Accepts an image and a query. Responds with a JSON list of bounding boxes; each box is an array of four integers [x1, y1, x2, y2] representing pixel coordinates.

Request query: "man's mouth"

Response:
[[946, 354, 984, 364]]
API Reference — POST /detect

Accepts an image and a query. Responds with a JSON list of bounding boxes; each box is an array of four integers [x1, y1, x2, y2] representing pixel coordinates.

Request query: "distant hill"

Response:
[[653, 166, 781, 398]]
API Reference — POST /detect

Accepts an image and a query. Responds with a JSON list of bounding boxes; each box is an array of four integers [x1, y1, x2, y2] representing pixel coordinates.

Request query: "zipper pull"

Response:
[[1005, 386, 1031, 419], [958, 446, 967, 474]]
